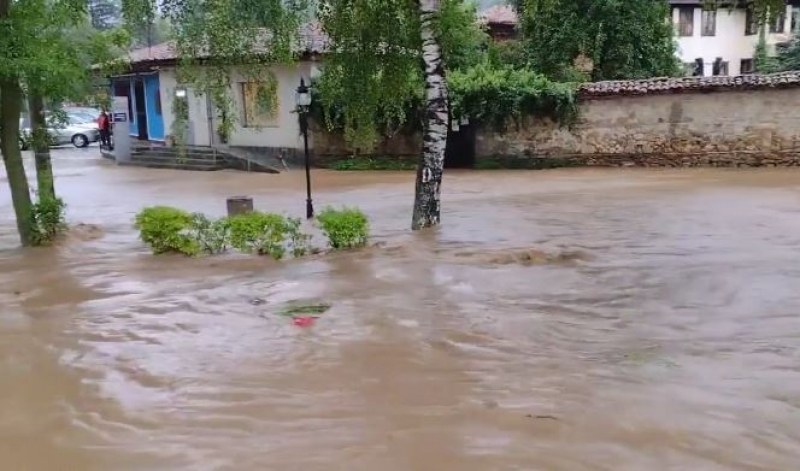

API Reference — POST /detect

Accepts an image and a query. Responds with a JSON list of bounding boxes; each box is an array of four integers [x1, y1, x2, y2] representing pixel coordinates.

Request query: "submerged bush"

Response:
[[189, 213, 230, 254], [226, 212, 293, 259], [135, 206, 200, 256], [285, 217, 312, 257], [134, 206, 316, 258], [316, 207, 369, 249], [30, 196, 67, 246], [134, 205, 374, 258]]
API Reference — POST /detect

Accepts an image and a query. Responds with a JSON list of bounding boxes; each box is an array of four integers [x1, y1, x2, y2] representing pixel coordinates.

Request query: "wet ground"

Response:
[[2, 147, 800, 470]]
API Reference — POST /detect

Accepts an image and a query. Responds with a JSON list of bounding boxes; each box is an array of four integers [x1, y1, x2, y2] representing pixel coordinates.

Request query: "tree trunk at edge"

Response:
[[0, 77, 35, 246], [411, 0, 449, 230], [28, 93, 56, 200]]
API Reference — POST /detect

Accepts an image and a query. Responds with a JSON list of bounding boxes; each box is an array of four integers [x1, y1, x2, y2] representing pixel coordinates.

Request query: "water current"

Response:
[[1, 148, 800, 469]]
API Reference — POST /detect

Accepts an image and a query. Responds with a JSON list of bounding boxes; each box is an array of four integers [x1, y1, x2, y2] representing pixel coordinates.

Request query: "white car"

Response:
[[65, 107, 101, 122], [20, 112, 100, 149]]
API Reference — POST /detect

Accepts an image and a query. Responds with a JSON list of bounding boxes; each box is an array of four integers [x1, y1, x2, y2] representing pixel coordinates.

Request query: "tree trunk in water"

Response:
[[411, 0, 449, 230], [28, 94, 56, 200], [0, 77, 35, 246]]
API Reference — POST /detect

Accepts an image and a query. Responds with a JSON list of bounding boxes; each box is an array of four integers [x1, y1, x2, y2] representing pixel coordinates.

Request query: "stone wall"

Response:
[[310, 124, 421, 167], [477, 87, 800, 168], [312, 75, 800, 168]]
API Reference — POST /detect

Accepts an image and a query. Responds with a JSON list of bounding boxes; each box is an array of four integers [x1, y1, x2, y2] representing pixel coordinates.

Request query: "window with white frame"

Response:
[[745, 5, 759, 35], [677, 7, 694, 36], [701, 9, 716, 36], [241, 78, 279, 128], [770, 8, 786, 33]]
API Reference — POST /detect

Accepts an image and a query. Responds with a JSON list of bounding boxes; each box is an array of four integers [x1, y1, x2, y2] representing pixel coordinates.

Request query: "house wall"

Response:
[[158, 68, 212, 146], [156, 62, 314, 155], [475, 87, 800, 167], [672, 4, 796, 76], [227, 63, 314, 150]]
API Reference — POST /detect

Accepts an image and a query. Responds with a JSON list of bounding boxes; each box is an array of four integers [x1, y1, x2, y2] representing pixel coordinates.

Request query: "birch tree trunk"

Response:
[[0, 77, 35, 246], [28, 93, 56, 200], [411, 0, 449, 230]]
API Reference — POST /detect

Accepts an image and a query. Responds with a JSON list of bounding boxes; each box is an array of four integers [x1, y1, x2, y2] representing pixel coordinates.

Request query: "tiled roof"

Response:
[[126, 42, 178, 63], [579, 72, 800, 98], [478, 5, 518, 25], [125, 22, 329, 65]]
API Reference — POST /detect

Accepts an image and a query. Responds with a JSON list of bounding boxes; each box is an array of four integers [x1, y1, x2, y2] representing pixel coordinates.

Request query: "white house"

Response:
[[671, 0, 800, 76], [110, 24, 326, 162]]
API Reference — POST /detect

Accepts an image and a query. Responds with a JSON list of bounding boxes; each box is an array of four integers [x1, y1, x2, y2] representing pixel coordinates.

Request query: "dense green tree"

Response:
[[520, 0, 680, 81], [0, 0, 126, 245]]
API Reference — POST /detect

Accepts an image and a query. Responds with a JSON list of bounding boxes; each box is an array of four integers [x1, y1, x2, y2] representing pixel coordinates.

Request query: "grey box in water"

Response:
[[227, 197, 254, 216]]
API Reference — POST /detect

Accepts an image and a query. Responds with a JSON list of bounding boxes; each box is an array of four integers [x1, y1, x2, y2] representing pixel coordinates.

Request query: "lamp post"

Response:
[[296, 77, 314, 219]]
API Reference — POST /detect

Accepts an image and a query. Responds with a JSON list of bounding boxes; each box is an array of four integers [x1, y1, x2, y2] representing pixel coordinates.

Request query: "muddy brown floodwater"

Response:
[[2, 149, 800, 470]]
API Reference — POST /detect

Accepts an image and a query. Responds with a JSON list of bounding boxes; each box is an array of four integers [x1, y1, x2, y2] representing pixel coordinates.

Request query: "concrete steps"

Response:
[[119, 159, 226, 171], [126, 148, 227, 171], [103, 144, 280, 173]]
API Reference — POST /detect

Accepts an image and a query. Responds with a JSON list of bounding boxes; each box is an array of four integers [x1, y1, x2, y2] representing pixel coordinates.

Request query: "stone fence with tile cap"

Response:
[[313, 72, 800, 168], [477, 72, 800, 168]]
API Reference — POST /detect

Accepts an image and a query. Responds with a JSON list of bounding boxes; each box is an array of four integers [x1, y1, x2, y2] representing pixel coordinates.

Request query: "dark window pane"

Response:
[[770, 10, 786, 33], [678, 7, 694, 36], [746, 6, 758, 35], [702, 9, 716, 36]]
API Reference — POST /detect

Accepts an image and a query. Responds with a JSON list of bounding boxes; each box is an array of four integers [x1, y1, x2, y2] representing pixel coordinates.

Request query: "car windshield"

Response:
[[67, 113, 94, 125]]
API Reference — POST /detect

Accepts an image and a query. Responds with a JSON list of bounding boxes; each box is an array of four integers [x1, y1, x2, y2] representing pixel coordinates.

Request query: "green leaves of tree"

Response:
[[521, 0, 680, 81], [316, 0, 486, 148], [0, 0, 125, 103], [449, 62, 578, 130]]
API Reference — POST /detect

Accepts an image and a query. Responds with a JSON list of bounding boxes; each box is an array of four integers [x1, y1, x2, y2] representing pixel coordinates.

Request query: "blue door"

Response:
[[144, 74, 165, 140]]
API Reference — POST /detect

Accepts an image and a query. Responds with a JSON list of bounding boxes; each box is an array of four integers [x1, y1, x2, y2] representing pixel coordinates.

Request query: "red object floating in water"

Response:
[[292, 316, 317, 327]]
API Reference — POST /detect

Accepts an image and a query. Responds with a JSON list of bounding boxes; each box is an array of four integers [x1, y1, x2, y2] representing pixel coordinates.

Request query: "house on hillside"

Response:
[[108, 23, 326, 161], [670, 0, 800, 76]]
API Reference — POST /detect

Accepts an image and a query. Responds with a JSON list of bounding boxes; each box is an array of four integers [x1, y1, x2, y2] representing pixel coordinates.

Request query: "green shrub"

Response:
[[134, 206, 200, 256], [134, 207, 314, 259], [227, 212, 292, 259], [448, 62, 579, 130], [331, 156, 416, 171], [316, 207, 369, 250], [189, 213, 230, 254], [285, 217, 312, 257], [30, 196, 67, 246]]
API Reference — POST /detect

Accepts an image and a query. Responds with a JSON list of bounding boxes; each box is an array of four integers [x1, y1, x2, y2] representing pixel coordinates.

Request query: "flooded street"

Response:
[[2, 148, 800, 470]]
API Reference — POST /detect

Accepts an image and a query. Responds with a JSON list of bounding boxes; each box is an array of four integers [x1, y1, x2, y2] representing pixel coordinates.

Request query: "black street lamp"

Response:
[[296, 77, 314, 219]]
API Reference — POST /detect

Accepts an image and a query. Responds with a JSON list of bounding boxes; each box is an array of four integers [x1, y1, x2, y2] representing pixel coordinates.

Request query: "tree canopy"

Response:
[[519, 0, 679, 81], [0, 0, 127, 245], [314, 0, 489, 148]]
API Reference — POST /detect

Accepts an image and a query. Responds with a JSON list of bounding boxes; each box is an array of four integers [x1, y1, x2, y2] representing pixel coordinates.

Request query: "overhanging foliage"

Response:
[[449, 62, 579, 129], [520, 0, 680, 81]]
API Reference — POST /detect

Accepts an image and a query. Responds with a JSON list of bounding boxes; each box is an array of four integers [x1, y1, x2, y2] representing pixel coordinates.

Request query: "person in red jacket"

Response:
[[97, 110, 112, 150]]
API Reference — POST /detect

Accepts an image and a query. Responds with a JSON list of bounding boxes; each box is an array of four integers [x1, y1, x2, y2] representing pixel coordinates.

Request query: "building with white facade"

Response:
[[671, 0, 800, 76]]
